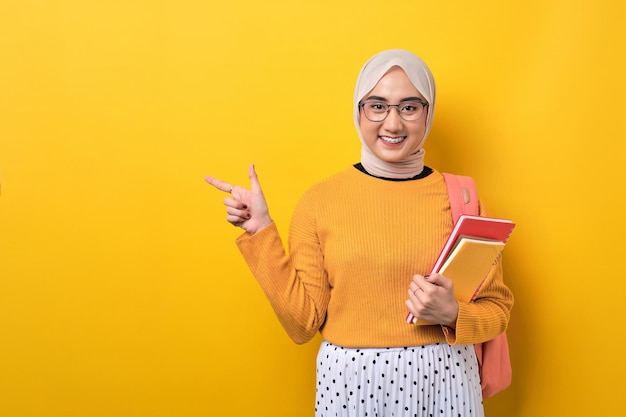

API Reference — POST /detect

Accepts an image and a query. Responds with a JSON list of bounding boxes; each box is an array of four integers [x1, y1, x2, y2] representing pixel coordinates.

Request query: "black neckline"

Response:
[[354, 163, 434, 182]]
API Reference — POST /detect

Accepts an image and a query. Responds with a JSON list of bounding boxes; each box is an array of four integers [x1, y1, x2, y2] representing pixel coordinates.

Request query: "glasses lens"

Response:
[[362, 101, 388, 122], [398, 101, 426, 121]]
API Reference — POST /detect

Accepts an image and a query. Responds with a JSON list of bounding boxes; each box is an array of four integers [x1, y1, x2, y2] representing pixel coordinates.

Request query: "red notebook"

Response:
[[407, 214, 515, 325], [431, 215, 515, 273]]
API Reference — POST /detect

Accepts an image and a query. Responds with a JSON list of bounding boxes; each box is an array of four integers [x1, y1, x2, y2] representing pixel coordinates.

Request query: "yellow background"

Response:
[[1, 1, 624, 416]]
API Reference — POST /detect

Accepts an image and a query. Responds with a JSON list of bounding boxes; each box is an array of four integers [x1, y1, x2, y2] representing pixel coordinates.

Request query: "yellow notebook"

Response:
[[439, 237, 505, 302]]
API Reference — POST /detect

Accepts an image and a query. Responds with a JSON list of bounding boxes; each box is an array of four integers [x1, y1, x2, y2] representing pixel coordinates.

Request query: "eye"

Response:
[[400, 102, 422, 113], [367, 102, 388, 112]]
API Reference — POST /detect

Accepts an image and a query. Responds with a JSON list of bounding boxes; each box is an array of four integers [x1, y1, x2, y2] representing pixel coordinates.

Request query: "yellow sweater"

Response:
[[236, 167, 513, 348]]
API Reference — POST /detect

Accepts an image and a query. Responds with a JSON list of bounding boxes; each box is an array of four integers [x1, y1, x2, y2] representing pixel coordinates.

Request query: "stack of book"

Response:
[[407, 215, 516, 325]]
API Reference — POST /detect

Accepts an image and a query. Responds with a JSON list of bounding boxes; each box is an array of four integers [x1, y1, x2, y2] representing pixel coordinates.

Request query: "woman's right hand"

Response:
[[205, 164, 272, 235]]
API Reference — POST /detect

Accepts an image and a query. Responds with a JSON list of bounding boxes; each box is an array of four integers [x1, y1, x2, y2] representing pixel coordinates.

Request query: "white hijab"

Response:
[[353, 49, 436, 179]]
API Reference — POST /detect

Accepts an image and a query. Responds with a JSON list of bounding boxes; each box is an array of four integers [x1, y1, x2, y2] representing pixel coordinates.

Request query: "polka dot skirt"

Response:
[[315, 341, 484, 417]]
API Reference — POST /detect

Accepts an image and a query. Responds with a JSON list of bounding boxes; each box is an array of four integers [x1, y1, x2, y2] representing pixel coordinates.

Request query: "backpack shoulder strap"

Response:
[[443, 174, 511, 399], [442, 173, 479, 220]]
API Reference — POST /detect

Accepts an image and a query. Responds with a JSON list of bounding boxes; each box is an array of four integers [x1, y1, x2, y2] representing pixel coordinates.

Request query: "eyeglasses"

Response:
[[359, 100, 429, 122]]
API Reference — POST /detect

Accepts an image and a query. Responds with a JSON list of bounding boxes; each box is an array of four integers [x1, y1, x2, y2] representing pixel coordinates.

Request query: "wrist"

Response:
[[245, 217, 273, 235], [446, 301, 459, 328]]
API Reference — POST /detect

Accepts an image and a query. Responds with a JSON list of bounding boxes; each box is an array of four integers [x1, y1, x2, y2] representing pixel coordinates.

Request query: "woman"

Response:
[[205, 49, 513, 417]]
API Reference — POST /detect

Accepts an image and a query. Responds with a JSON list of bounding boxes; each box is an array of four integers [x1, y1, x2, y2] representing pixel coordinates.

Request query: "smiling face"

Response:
[[358, 66, 428, 164]]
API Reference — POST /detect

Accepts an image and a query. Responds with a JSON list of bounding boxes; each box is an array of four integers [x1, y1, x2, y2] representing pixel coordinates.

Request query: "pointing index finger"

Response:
[[204, 176, 234, 194]]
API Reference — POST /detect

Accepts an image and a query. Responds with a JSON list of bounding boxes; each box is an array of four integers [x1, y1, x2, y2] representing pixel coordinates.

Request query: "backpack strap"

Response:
[[444, 173, 512, 398], [442, 173, 479, 219]]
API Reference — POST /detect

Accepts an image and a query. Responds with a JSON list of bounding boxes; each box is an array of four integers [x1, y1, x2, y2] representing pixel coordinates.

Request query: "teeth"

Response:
[[380, 136, 405, 144]]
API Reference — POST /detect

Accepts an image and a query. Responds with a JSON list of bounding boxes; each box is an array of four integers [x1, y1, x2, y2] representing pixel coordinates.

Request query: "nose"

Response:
[[382, 106, 403, 131]]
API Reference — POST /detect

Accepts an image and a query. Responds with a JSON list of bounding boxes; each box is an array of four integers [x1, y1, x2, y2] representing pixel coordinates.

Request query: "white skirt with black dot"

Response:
[[315, 341, 484, 417]]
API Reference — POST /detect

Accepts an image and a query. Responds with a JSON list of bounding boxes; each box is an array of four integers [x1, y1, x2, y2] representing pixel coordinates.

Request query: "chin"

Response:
[[376, 153, 409, 163]]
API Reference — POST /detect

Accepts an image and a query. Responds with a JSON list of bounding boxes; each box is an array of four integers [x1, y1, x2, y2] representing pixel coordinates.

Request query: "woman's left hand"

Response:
[[406, 273, 459, 327]]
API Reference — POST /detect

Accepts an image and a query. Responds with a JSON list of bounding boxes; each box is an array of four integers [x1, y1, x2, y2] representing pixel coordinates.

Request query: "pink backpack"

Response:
[[443, 173, 512, 399]]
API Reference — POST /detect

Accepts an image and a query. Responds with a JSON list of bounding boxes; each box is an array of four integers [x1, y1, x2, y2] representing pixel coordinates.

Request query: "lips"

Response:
[[379, 136, 406, 145]]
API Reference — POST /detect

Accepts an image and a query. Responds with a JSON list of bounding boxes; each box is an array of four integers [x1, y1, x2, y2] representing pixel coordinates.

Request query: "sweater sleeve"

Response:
[[441, 198, 514, 345], [442, 259, 513, 345], [235, 192, 330, 345]]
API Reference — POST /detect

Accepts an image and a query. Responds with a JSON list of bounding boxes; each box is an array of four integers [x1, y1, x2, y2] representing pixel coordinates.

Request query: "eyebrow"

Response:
[[364, 95, 426, 103]]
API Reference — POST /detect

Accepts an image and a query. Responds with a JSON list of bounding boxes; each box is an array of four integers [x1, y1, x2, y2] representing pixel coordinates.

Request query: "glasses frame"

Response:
[[359, 100, 429, 122]]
